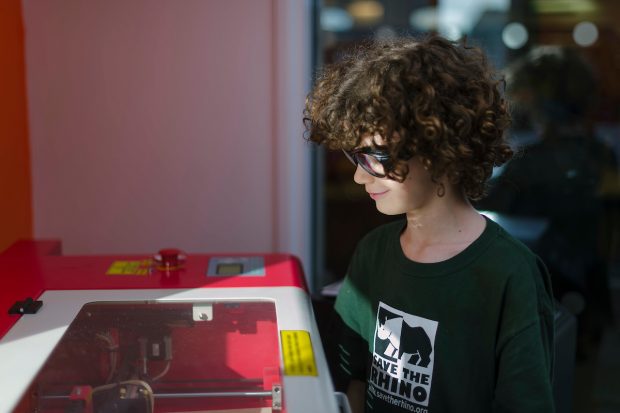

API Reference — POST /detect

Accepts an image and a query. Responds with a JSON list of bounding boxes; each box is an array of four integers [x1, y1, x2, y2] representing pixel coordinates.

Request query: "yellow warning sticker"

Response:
[[106, 260, 152, 276], [281, 330, 318, 376]]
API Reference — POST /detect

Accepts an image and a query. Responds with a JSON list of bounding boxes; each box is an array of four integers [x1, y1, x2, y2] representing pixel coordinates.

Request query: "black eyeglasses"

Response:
[[342, 147, 392, 178]]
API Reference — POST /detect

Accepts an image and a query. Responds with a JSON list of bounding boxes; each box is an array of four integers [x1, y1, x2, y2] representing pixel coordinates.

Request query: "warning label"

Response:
[[106, 260, 152, 276], [281, 330, 318, 376]]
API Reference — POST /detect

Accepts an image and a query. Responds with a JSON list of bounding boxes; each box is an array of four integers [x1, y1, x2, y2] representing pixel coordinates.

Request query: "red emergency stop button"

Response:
[[153, 248, 187, 271]]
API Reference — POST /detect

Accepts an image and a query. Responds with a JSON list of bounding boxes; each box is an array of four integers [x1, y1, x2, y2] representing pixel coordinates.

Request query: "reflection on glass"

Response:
[[17, 300, 281, 413]]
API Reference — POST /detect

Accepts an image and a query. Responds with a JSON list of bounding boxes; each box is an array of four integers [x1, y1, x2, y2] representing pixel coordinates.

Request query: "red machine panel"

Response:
[[0, 241, 345, 413]]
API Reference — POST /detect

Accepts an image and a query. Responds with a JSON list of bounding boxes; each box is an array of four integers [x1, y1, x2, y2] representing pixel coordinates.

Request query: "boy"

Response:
[[304, 35, 555, 412]]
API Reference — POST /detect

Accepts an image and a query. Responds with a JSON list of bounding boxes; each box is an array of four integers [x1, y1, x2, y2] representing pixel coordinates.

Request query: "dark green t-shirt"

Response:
[[334, 216, 555, 413]]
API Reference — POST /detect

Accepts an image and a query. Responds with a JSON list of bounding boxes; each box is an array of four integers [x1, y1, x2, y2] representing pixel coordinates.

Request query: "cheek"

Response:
[[392, 177, 421, 199], [374, 184, 415, 215], [390, 175, 436, 210], [404, 165, 436, 193]]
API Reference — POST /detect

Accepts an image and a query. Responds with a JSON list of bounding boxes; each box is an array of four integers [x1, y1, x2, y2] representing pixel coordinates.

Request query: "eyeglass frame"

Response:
[[342, 147, 394, 178]]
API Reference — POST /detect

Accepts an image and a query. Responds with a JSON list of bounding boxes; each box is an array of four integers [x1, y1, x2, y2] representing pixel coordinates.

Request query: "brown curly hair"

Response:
[[304, 34, 513, 200]]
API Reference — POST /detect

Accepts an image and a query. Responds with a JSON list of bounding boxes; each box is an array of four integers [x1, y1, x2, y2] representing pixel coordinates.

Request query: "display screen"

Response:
[[216, 263, 243, 275], [207, 256, 265, 277]]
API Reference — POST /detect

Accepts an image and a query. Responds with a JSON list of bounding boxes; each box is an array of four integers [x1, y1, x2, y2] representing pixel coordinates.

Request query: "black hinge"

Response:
[[8, 297, 43, 315]]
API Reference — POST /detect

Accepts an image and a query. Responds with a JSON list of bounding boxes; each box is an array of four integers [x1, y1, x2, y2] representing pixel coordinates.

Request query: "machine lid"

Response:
[[16, 300, 284, 413]]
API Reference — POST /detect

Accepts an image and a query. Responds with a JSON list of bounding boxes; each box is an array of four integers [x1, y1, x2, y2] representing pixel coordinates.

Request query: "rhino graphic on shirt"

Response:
[[376, 306, 433, 367], [371, 302, 438, 408]]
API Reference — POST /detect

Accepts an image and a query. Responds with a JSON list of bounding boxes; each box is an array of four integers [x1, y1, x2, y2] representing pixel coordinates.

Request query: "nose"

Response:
[[353, 164, 374, 184]]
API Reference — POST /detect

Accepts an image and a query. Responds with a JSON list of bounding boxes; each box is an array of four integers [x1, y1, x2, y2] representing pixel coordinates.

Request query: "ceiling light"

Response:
[[573, 21, 598, 47], [533, 0, 598, 14], [321, 7, 354, 32], [347, 0, 384, 26], [502, 22, 529, 49]]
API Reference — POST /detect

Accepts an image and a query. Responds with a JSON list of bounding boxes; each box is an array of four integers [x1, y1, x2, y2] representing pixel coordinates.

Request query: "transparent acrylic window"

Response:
[[18, 300, 282, 413]]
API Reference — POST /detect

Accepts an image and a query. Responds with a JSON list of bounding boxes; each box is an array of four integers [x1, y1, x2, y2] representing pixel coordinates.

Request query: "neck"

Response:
[[401, 188, 484, 249]]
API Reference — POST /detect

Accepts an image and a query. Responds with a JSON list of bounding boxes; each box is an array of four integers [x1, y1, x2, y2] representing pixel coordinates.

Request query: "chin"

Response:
[[375, 203, 405, 216]]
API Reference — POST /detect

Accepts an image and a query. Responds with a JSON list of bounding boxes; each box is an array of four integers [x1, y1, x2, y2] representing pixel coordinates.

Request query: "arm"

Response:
[[332, 243, 371, 412], [332, 311, 368, 413], [332, 311, 367, 385], [493, 258, 555, 412], [347, 379, 366, 413], [493, 322, 555, 413]]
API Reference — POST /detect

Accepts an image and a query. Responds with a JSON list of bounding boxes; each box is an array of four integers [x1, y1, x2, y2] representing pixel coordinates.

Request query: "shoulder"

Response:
[[343, 219, 404, 285], [483, 217, 540, 267], [335, 222, 405, 336], [471, 217, 553, 301], [482, 217, 554, 311], [351, 219, 405, 264]]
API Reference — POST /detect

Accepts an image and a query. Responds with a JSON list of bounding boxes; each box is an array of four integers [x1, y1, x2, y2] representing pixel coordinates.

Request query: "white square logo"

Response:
[[370, 302, 438, 408]]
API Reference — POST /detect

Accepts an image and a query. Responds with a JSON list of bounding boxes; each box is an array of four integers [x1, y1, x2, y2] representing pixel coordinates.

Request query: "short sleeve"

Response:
[[334, 244, 368, 337], [493, 256, 555, 412], [333, 243, 372, 389]]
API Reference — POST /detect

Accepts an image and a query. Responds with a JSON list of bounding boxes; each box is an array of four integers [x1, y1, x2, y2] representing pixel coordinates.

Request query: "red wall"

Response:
[[0, 1, 32, 252]]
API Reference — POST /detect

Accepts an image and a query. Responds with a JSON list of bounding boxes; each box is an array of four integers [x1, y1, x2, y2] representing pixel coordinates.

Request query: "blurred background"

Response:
[[1, 0, 619, 412], [316, 1, 620, 412]]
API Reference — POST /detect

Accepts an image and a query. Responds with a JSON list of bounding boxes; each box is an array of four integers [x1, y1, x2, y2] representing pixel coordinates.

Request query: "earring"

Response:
[[437, 183, 445, 197]]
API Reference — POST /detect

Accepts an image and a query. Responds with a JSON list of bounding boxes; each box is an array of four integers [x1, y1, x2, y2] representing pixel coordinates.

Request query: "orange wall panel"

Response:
[[0, 1, 32, 252]]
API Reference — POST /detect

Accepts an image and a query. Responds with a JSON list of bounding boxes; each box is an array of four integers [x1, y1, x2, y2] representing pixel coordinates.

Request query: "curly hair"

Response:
[[304, 34, 513, 200]]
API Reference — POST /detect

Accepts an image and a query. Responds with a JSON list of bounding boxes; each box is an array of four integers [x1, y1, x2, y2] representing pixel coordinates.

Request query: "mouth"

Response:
[[368, 190, 389, 200]]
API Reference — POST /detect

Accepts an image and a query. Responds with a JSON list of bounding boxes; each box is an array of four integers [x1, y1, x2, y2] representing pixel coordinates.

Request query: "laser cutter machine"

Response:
[[0, 241, 349, 413]]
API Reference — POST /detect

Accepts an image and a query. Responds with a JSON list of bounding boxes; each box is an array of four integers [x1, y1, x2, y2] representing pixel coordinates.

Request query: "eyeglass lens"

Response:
[[344, 151, 387, 177], [358, 153, 386, 176]]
